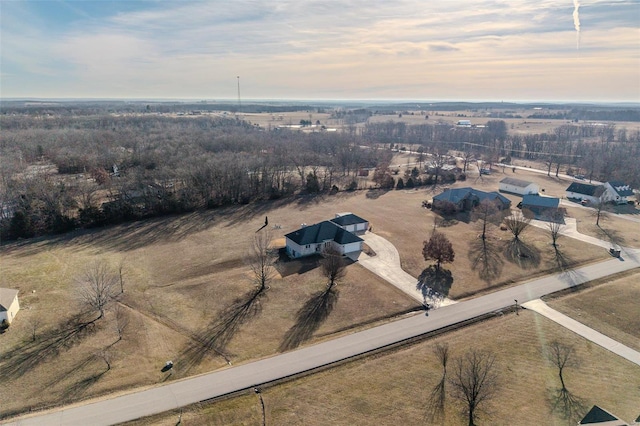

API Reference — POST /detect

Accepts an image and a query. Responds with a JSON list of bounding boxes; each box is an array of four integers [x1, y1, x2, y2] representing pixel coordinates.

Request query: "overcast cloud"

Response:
[[1, 0, 638, 101]]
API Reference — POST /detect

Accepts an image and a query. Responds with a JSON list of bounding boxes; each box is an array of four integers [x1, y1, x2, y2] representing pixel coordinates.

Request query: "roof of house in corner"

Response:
[[566, 182, 606, 197], [499, 177, 535, 188], [285, 221, 363, 246], [579, 405, 628, 425], [607, 181, 634, 197], [0, 288, 19, 312], [433, 187, 511, 205], [331, 213, 368, 227]]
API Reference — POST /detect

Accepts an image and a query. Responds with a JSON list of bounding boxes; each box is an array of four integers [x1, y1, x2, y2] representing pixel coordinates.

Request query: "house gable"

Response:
[[606, 181, 634, 197], [566, 182, 605, 197], [579, 405, 628, 425], [285, 217, 365, 258]]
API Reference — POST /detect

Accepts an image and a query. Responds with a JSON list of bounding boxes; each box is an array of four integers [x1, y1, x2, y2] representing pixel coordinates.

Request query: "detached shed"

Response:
[[0, 288, 20, 324], [521, 195, 562, 219], [499, 177, 539, 196]]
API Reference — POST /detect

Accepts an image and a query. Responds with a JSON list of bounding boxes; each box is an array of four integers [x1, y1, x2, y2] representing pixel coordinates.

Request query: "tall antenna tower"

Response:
[[237, 76, 241, 112]]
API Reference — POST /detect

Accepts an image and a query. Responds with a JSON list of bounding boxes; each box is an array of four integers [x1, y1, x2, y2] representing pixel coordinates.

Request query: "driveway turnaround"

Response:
[[356, 232, 456, 306], [6, 249, 639, 426], [523, 299, 640, 367]]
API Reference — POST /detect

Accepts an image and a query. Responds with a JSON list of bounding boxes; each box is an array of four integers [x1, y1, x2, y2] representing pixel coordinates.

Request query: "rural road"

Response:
[[6, 249, 640, 426]]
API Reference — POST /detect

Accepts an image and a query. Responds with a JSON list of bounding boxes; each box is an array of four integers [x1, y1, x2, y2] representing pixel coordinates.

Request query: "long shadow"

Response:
[[596, 225, 626, 247], [468, 238, 503, 283], [503, 238, 541, 269], [0, 313, 99, 382], [275, 253, 321, 278], [425, 377, 446, 424], [549, 387, 587, 423], [61, 369, 108, 401], [552, 246, 589, 288], [279, 287, 339, 351], [416, 266, 453, 304], [178, 287, 265, 374]]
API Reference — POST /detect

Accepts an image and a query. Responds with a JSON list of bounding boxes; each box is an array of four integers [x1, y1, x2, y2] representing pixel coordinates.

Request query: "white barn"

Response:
[[0, 288, 19, 325], [499, 177, 539, 196]]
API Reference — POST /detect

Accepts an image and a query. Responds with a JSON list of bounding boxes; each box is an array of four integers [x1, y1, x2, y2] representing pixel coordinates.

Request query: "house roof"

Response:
[[522, 194, 560, 209], [434, 187, 511, 206], [607, 181, 634, 197], [579, 405, 628, 425], [500, 177, 535, 188], [0, 288, 18, 312], [566, 182, 606, 197], [285, 221, 363, 246], [331, 213, 368, 227]]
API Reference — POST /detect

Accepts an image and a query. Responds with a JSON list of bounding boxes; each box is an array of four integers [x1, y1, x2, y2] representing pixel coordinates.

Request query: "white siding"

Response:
[[499, 182, 539, 196], [341, 241, 363, 254], [0, 294, 19, 324], [566, 191, 600, 204]]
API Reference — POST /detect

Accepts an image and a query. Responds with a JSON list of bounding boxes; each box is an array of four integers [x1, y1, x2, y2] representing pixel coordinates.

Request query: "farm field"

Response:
[[125, 307, 640, 426]]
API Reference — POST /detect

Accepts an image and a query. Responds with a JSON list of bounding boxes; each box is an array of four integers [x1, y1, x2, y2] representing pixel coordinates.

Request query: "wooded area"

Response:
[[1, 103, 639, 240]]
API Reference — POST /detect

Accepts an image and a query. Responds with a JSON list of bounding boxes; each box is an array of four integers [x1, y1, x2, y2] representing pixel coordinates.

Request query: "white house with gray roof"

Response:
[[0, 288, 19, 325], [284, 214, 368, 258], [603, 181, 635, 205]]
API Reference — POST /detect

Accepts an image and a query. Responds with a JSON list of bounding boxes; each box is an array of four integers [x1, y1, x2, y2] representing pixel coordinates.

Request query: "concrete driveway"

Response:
[[523, 299, 640, 366], [354, 232, 456, 307]]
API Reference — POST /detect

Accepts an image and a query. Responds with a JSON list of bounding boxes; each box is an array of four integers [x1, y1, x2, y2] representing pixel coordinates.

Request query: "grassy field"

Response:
[[125, 308, 640, 426], [0, 165, 619, 419], [546, 271, 640, 352]]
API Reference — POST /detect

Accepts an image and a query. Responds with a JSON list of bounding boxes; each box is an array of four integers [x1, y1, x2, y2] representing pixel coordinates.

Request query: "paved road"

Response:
[[355, 232, 456, 306], [523, 299, 640, 366], [6, 249, 639, 426]]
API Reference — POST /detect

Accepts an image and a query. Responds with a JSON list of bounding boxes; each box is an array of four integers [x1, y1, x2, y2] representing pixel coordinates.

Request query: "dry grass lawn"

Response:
[[125, 309, 640, 426], [546, 271, 640, 352], [0, 166, 618, 419]]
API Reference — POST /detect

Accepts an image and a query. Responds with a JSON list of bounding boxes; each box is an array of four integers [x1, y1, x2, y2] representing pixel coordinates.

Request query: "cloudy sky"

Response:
[[2, 0, 639, 101]]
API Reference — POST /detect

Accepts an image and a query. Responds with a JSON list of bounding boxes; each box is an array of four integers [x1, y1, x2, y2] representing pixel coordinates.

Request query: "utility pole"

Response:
[[237, 76, 241, 113]]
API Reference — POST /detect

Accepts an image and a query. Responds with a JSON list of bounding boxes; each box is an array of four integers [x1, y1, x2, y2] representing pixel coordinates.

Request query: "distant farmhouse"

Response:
[[432, 187, 511, 213], [566, 182, 606, 205], [603, 181, 635, 205], [0, 288, 19, 325], [519, 195, 563, 220], [285, 213, 368, 259], [499, 177, 539, 196]]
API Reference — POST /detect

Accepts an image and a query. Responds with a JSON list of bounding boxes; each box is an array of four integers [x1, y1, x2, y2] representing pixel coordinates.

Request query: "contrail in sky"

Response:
[[573, 0, 581, 49]]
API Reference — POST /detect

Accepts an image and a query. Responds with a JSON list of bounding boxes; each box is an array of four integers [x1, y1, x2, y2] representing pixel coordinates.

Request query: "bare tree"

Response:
[[321, 246, 347, 290], [503, 210, 531, 241], [249, 230, 277, 293], [423, 232, 455, 271], [427, 343, 450, 422], [76, 260, 118, 320], [547, 341, 578, 392], [114, 304, 130, 341], [547, 218, 564, 248], [450, 349, 499, 426], [591, 199, 610, 227], [471, 200, 501, 241], [118, 258, 126, 294], [28, 315, 42, 342]]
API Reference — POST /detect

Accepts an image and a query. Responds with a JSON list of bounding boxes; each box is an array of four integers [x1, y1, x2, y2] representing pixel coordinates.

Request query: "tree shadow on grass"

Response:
[[425, 377, 446, 424], [178, 287, 265, 374], [279, 287, 339, 351], [596, 225, 626, 247], [416, 266, 453, 305], [0, 313, 99, 382], [503, 239, 541, 269], [468, 238, 503, 284], [548, 387, 587, 423], [60, 367, 108, 401]]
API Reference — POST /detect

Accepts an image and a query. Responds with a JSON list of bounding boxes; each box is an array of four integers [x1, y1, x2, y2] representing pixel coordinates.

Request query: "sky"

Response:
[[1, 0, 639, 102]]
